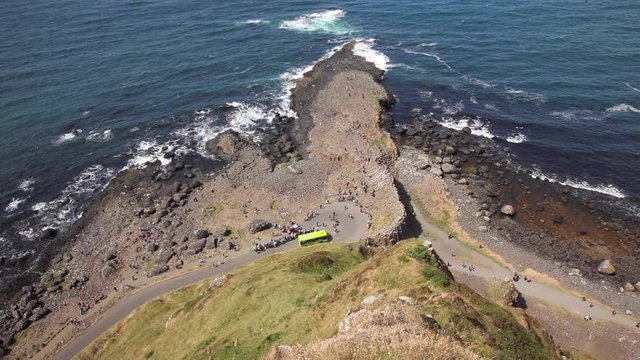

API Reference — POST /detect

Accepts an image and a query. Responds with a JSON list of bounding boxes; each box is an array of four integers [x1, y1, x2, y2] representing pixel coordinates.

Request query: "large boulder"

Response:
[[248, 219, 272, 234], [193, 229, 210, 239], [148, 265, 169, 277], [188, 239, 207, 253], [441, 163, 456, 174], [204, 130, 244, 161], [156, 249, 175, 264], [597, 260, 615, 275]]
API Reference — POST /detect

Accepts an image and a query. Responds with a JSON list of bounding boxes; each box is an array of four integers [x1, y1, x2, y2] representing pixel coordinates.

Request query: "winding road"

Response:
[[47, 200, 639, 360], [49, 202, 368, 360]]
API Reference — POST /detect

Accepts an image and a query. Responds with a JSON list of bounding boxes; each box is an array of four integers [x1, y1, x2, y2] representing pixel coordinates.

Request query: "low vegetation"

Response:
[[79, 241, 557, 360]]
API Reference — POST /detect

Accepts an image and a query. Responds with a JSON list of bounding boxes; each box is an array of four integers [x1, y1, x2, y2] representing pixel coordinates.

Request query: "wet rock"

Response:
[[248, 219, 272, 233], [597, 259, 616, 275], [194, 229, 210, 239], [147, 265, 169, 277], [500, 205, 516, 216], [40, 228, 58, 239]]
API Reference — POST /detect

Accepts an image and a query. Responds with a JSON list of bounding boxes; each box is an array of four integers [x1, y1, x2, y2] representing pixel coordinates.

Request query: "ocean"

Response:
[[1, 0, 639, 260]]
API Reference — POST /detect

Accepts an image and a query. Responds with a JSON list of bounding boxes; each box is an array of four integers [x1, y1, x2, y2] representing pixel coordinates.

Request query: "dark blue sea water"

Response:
[[1, 0, 639, 257]]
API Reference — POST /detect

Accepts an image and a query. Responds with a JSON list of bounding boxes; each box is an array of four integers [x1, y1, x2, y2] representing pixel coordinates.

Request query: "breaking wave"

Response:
[[606, 103, 640, 114], [506, 132, 527, 143], [279, 9, 350, 35], [530, 168, 625, 198], [439, 117, 496, 139], [352, 38, 392, 71]]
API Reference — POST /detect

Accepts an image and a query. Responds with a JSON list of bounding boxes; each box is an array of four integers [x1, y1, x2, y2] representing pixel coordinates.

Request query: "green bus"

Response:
[[298, 230, 330, 246]]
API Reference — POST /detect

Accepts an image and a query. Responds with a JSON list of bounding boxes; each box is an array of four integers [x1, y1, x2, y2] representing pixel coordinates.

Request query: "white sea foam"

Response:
[[469, 96, 478, 104], [279, 9, 350, 35], [18, 178, 35, 192], [241, 19, 268, 25], [126, 140, 174, 168], [606, 103, 640, 114], [529, 168, 625, 198], [465, 76, 494, 88], [25, 164, 115, 238], [5, 198, 25, 213], [86, 129, 113, 142], [439, 117, 496, 139], [54, 130, 82, 145], [277, 43, 347, 119], [625, 82, 640, 93], [506, 132, 527, 143], [403, 49, 454, 72], [352, 38, 392, 71], [419, 42, 438, 47], [550, 109, 600, 121], [504, 87, 547, 104], [483, 103, 500, 111], [225, 102, 269, 131]]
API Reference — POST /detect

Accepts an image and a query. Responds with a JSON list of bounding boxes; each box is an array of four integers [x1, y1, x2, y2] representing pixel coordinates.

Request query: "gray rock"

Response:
[[397, 296, 414, 305], [247, 219, 272, 234], [430, 167, 443, 177], [105, 248, 117, 261], [156, 249, 175, 264], [188, 239, 206, 253], [14, 318, 31, 332], [441, 163, 456, 174], [635, 281, 640, 292], [146, 243, 158, 252], [500, 205, 516, 216], [597, 259, 615, 275], [31, 307, 50, 321], [209, 275, 228, 290], [362, 295, 379, 305], [444, 146, 456, 155], [148, 265, 169, 277], [623, 282, 636, 292], [53, 269, 68, 283], [101, 264, 116, 279], [24, 299, 41, 312], [194, 229, 210, 239], [205, 237, 219, 249]]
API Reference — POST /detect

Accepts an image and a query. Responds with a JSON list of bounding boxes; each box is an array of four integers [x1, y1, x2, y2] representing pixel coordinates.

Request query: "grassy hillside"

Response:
[[78, 241, 558, 360]]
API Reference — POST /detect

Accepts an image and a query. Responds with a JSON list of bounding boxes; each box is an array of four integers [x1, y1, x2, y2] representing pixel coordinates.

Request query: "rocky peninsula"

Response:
[[0, 42, 638, 360]]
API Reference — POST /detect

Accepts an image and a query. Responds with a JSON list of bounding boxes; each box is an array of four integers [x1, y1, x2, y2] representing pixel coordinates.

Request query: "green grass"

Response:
[[79, 240, 556, 360]]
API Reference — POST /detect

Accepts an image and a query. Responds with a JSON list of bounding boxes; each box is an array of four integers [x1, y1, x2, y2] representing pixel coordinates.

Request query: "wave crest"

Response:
[[530, 168, 625, 198], [279, 9, 350, 35]]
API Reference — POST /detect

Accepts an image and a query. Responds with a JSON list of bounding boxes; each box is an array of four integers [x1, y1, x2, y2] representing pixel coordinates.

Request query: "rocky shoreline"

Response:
[[1, 41, 638, 359]]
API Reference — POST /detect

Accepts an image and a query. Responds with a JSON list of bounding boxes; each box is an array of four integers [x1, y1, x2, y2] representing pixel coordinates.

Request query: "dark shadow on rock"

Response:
[[394, 179, 422, 239]]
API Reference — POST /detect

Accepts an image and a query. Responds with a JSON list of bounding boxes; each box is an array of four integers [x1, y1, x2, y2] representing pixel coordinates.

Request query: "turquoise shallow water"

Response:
[[0, 0, 639, 256]]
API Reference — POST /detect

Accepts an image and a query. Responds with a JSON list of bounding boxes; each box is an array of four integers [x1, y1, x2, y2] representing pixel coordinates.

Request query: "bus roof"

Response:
[[298, 230, 328, 242]]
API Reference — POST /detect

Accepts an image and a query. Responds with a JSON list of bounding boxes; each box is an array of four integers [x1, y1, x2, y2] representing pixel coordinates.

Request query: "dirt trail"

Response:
[[412, 198, 640, 360]]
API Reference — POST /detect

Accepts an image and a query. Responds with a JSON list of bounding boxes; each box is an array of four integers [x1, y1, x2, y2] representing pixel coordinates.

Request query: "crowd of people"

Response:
[[252, 222, 317, 253]]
